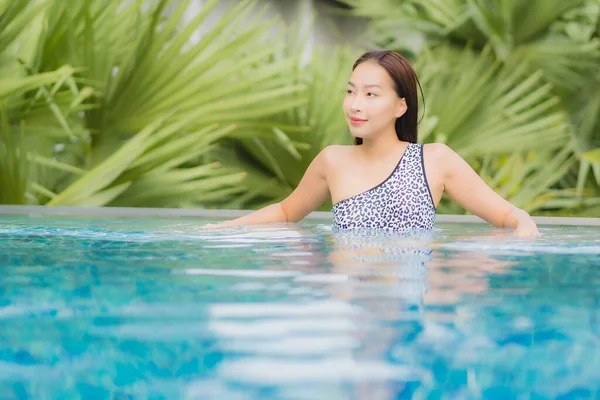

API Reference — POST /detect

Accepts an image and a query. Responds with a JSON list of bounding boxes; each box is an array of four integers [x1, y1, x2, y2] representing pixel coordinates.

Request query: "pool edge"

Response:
[[1, 205, 599, 226]]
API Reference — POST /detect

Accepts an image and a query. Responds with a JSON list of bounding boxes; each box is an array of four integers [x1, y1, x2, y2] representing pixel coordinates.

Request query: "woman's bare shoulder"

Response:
[[423, 142, 472, 181], [319, 144, 356, 164], [423, 142, 453, 159]]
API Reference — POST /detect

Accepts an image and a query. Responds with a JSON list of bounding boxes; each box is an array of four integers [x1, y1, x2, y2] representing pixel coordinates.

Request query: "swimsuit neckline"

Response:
[[332, 143, 414, 209]]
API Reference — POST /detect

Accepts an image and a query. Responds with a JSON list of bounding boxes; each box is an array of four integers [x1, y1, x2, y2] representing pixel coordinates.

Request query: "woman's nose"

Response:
[[350, 96, 364, 112]]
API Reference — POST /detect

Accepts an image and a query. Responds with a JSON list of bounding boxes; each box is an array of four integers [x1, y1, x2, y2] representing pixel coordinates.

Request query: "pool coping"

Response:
[[0, 205, 599, 226]]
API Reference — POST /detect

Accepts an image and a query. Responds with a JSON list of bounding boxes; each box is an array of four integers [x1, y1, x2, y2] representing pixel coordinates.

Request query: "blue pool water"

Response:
[[0, 214, 599, 399]]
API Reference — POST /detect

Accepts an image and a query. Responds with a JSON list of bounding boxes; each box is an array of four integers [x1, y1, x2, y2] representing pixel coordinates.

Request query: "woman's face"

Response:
[[343, 61, 407, 141]]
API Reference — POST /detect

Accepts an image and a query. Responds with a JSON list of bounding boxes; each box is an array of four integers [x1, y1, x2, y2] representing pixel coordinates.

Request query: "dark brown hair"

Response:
[[352, 50, 424, 145]]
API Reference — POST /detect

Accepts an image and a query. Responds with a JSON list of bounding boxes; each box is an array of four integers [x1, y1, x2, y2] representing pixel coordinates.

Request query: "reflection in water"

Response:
[[0, 216, 599, 399], [194, 225, 530, 398]]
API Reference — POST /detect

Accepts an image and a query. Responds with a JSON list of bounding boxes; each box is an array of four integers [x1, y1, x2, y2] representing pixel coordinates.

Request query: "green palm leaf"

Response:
[[0, 1, 85, 205], [417, 45, 570, 157], [21, 0, 308, 208], [0, 106, 30, 204]]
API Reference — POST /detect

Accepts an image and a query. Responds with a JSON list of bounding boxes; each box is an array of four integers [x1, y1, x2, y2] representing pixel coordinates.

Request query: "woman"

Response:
[[206, 50, 540, 237]]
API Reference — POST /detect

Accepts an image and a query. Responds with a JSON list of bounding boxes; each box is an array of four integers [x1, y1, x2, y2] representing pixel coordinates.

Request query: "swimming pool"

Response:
[[1, 209, 599, 399]]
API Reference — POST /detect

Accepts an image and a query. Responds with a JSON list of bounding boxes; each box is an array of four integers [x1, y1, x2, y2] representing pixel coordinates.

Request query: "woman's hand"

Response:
[[514, 216, 541, 238], [504, 206, 541, 237]]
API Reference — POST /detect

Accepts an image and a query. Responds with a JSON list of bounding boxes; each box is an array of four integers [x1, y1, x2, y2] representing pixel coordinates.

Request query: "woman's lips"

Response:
[[349, 116, 367, 126]]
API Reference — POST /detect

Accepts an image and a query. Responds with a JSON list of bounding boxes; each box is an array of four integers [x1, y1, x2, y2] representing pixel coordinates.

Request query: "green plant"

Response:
[[0, 0, 87, 204], [1, 0, 308, 208]]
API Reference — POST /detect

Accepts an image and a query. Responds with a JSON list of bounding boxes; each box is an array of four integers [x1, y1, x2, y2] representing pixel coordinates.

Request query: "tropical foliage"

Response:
[[1, 0, 307, 208], [1, 0, 599, 216]]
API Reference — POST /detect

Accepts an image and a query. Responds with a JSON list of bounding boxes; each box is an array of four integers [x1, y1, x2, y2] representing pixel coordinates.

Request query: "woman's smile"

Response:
[[349, 116, 368, 126]]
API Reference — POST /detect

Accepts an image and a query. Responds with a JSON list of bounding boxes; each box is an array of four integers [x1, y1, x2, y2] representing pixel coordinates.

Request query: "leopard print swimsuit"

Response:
[[332, 143, 436, 232]]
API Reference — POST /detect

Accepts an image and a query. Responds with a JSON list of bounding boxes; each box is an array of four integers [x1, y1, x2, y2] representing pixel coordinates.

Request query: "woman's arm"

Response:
[[438, 144, 540, 237], [205, 146, 333, 228]]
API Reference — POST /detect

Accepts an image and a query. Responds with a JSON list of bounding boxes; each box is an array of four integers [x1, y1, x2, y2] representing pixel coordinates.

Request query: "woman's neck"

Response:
[[358, 129, 406, 160]]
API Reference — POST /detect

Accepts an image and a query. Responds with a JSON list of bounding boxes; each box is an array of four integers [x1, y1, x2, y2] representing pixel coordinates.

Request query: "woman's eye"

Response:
[[346, 89, 353, 94], [367, 92, 376, 97]]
